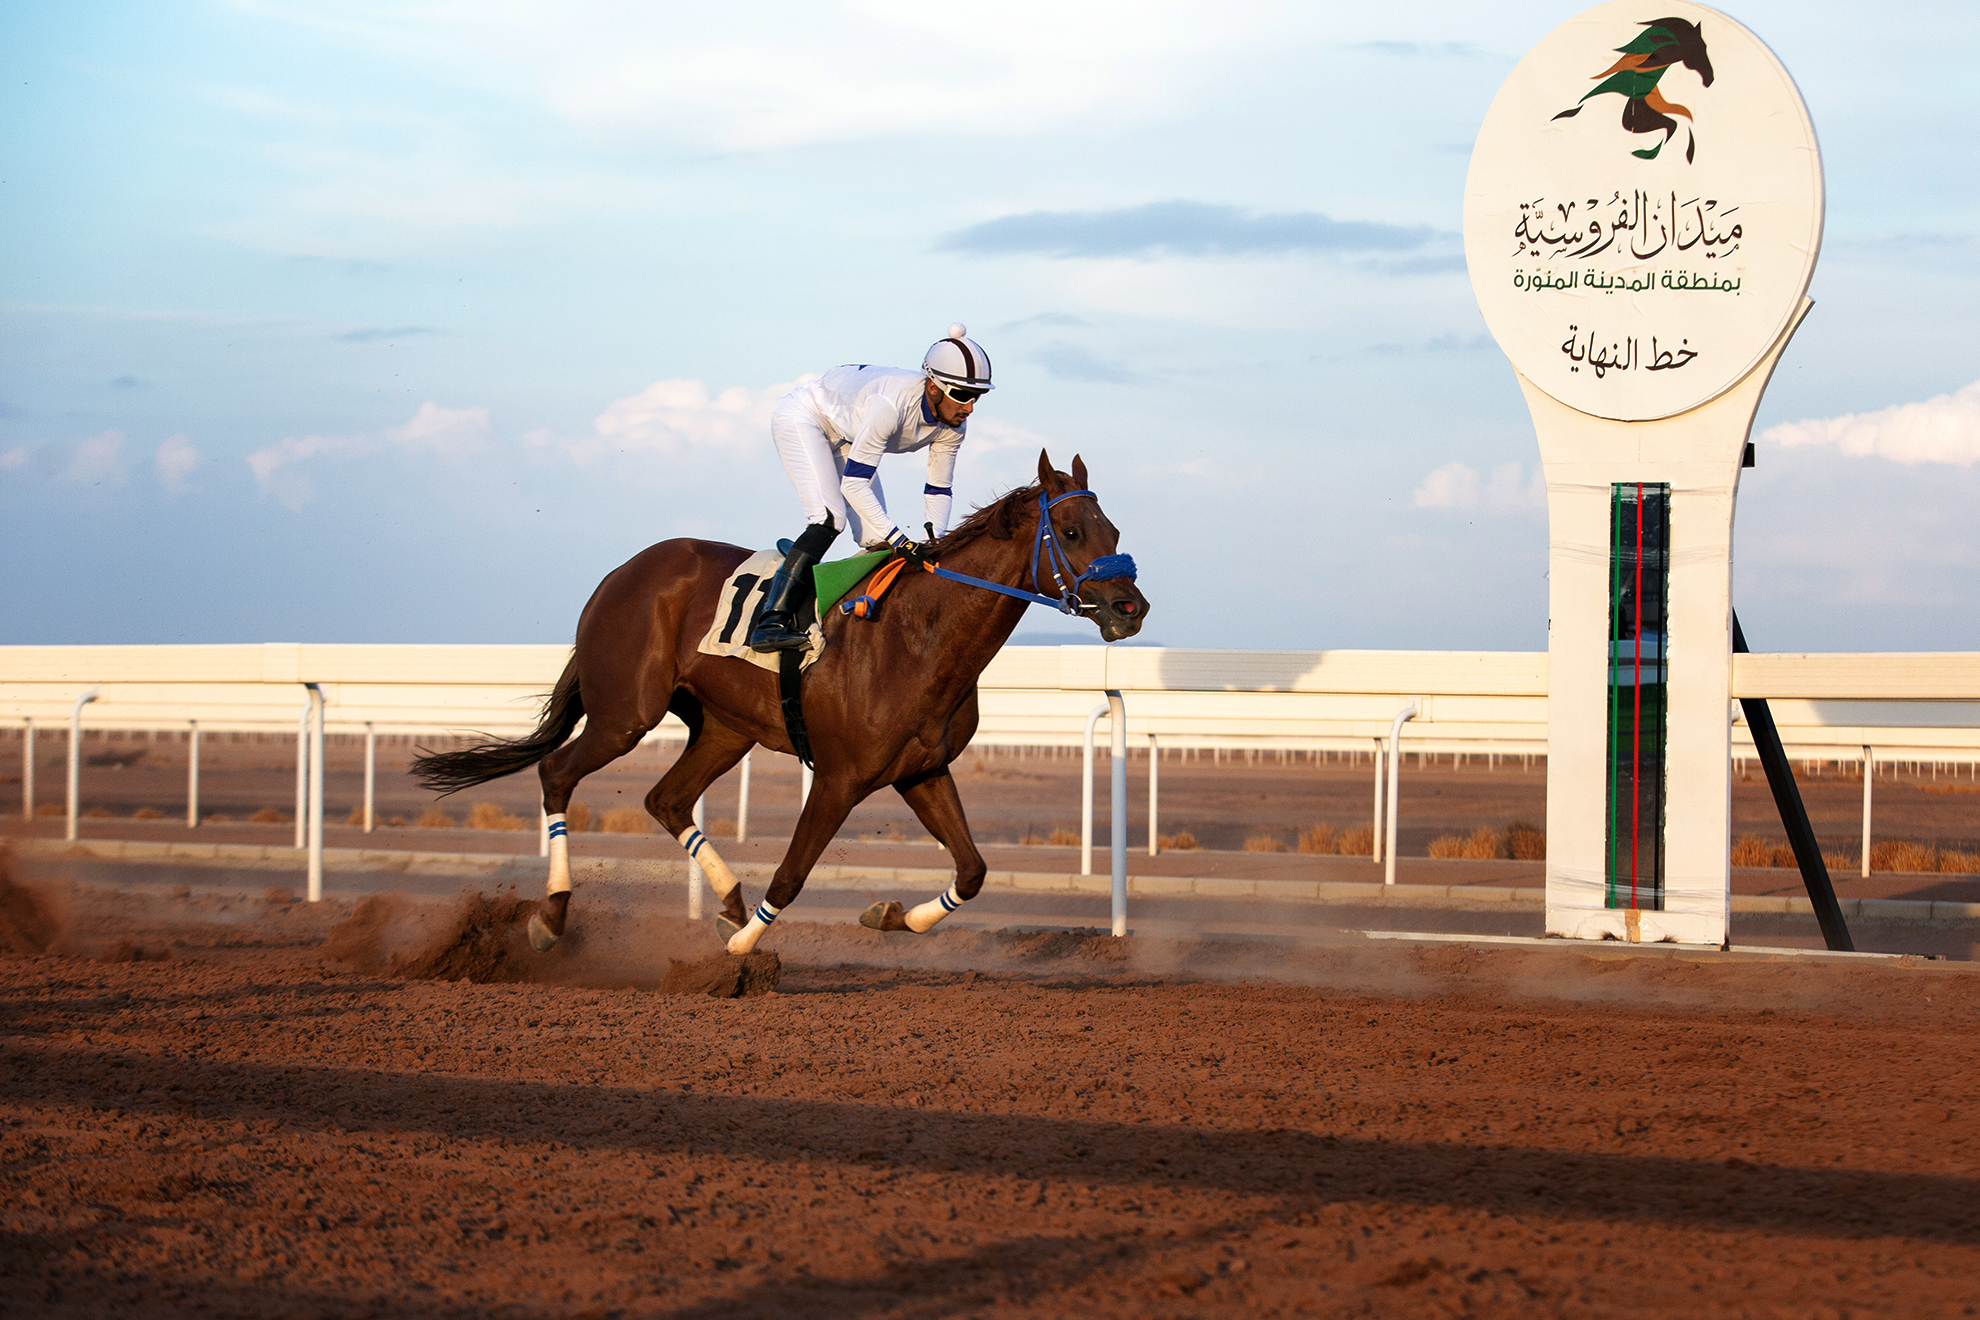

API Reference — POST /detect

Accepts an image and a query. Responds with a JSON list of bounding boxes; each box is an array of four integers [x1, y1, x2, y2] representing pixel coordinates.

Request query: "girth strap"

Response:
[[779, 649, 814, 769]]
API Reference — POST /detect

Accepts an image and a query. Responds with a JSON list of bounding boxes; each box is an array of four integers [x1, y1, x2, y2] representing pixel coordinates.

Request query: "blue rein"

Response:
[[923, 488, 1137, 617]]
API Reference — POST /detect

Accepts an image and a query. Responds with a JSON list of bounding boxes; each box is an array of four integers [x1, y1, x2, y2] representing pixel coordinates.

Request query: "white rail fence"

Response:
[[5, 644, 1978, 902]]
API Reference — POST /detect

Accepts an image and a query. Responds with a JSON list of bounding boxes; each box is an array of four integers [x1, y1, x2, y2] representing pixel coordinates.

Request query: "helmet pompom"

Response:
[[947, 323, 968, 339]]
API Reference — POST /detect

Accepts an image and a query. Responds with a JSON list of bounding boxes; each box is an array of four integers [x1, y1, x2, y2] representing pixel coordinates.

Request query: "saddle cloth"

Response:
[[696, 549, 825, 674]]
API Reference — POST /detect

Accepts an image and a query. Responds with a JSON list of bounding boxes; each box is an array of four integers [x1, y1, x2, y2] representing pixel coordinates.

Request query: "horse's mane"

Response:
[[931, 480, 1042, 557]]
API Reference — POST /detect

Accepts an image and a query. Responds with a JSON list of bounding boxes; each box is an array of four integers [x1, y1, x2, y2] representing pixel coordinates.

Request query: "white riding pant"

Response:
[[770, 404, 887, 546]]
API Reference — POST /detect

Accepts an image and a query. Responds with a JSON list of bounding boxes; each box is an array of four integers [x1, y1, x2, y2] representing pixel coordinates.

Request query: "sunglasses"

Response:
[[937, 382, 987, 405]]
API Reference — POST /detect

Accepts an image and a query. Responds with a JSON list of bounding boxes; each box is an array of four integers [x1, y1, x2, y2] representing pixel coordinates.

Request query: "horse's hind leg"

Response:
[[643, 704, 755, 933], [529, 718, 649, 951], [861, 767, 987, 934]]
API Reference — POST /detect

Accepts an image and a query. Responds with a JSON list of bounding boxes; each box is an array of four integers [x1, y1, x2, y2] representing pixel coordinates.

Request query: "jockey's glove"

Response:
[[895, 538, 936, 567]]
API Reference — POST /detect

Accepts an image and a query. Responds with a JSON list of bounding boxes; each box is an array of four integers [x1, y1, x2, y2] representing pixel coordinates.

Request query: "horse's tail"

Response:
[[411, 654, 585, 795]]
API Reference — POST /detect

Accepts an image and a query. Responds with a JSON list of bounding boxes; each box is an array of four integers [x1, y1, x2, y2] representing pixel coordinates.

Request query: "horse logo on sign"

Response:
[[1553, 18, 1714, 162]]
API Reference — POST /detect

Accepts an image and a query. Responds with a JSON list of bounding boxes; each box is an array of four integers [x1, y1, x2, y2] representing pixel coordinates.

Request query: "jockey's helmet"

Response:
[[923, 324, 995, 398]]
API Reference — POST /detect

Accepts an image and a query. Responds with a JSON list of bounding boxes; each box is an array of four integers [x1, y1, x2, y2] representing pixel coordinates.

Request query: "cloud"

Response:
[[1033, 342, 1140, 384], [333, 325, 434, 343], [61, 431, 128, 485], [246, 401, 490, 509], [0, 446, 27, 471], [1413, 461, 1544, 514], [1763, 380, 1980, 466], [937, 201, 1437, 260], [538, 377, 809, 463], [155, 435, 199, 491]]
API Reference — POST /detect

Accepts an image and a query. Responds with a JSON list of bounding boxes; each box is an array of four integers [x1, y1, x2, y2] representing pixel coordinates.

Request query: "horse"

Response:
[[411, 450, 1150, 955], [1552, 17, 1712, 163]]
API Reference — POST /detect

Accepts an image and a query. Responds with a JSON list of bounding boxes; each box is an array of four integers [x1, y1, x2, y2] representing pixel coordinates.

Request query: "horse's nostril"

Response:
[[1115, 600, 1137, 615]]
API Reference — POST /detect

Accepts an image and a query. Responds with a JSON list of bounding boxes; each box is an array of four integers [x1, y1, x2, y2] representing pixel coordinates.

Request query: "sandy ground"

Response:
[[4, 856, 1979, 1318]]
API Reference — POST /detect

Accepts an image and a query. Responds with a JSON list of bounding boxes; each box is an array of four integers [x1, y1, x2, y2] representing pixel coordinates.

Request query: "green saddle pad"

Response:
[[812, 550, 893, 616]]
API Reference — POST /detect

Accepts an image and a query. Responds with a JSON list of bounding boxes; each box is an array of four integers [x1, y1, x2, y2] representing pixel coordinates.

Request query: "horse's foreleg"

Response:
[[727, 774, 862, 955], [862, 767, 987, 935]]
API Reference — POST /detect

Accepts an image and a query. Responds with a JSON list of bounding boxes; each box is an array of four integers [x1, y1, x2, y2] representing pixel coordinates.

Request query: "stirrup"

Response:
[[748, 615, 810, 652]]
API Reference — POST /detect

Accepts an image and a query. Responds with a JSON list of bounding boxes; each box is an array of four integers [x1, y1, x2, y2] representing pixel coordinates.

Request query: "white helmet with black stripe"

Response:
[[923, 323, 995, 397]]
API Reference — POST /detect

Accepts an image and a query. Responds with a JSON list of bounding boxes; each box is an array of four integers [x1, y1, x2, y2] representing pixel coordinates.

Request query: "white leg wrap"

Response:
[[905, 885, 965, 933], [546, 814, 572, 895], [726, 899, 782, 954], [677, 825, 740, 898]]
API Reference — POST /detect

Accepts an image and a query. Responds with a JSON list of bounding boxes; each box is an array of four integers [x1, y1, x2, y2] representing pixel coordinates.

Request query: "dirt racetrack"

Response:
[[4, 860, 1979, 1317]]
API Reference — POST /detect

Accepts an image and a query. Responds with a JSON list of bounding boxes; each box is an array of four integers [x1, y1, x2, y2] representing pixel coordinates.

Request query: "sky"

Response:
[[2, 0, 1976, 653]]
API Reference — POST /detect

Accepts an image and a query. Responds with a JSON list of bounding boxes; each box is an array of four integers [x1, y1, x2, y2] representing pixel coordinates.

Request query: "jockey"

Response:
[[749, 323, 995, 651]]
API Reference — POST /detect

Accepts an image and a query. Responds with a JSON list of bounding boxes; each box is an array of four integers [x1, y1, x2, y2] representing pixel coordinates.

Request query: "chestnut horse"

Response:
[[412, 451, 1149, 954]]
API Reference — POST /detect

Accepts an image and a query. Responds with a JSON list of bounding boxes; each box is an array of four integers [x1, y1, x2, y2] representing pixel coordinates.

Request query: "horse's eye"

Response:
[[1061, 524, 1080, 542]]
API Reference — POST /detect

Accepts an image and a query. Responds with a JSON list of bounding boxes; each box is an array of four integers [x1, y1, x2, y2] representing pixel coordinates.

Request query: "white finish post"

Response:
[[306, 684, 325, 903], [1371, 736, 1386, 864], [1384, 702, 1419, 887], [736, 748, 751, 841], [22, 719, 33, 822], [1147, 733, 1159, 857], [294, 698, 309, 849], [1109, 690, 1127, 938], [363, 722, 376, 833], [1081, 702, 1107, 877], [187, 721, 199, 828], [65, 687, 100, 842], [688, 794, 706, 920], [1861, 744, 1873, 878]]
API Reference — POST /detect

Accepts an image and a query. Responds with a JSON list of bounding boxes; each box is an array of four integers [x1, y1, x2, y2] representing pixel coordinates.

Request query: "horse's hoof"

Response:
[[860, 900, 908, 932], [526, 913, 560, 953], [715, 914, 741, 941]]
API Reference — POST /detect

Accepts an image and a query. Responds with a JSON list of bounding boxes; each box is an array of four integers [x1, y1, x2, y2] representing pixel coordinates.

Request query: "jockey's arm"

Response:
[[840, 396, 910, 548], [922, 434, 961, 539]]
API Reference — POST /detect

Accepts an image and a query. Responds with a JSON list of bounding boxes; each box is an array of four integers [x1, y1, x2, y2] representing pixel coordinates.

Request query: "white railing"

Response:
[[5, 643, 1977, 904]]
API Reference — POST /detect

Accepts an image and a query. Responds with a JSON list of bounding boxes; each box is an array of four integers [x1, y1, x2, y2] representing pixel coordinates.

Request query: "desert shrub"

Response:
[[1461, 826, 1503, 860], [1941, 850, 1980, 875], [711, 816, 736, 835], [1158, 831, 1200, 851], [1870, 839, 1937, 873], [1505, 821, 1546, 860], [466, 801, 527, 831], [1297, 823, 1336, 854], [565, 801, 593, 833], [1823, 851, 1855, 873], [35, 803, 63, 818], [1047, 827, 1079, 846], [386, 815, 407, 828], [1429, 834, 1464, 859], [1769, 844, 1798, 868], [1730, 836, 1771, 867], [84, 806, 113, 819], [601, 807, 652, 834], [1338, 825, 1374, 857], [133, 807, 164, 821], [1244, 833, 1288, 853], [250, 807, 289, 824], [417, 808, 455, 829]]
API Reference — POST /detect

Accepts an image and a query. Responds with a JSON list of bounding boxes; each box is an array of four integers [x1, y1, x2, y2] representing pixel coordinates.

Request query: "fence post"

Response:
[[1147, 732, 1159, 857], [66, 687, 100, 842], [800, 760, 812, 806], [306, 684, 325, 902], [187, 721, 200, 828], [1108, 690, 1127, 938], [294, 698, 309, 850], [1861, 744, 1873, 878], [364, 722, 377, 834], [22, 718, 32, 822], [737, 748, 751, 841], [1371, 736, 1386, 864], [1082, 702, 1108, 877], [1384, 702, 1419, 886], [687, 794, 707, 920]]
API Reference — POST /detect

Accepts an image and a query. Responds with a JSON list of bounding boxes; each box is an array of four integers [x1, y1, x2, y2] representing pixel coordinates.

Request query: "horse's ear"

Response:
[[1036, 449, 1059, 493], [1070, 454, 1088, 490]]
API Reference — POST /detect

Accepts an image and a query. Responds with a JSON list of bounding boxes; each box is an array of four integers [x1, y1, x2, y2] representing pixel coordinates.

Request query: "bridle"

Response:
[[924, 488, 1138, 616]]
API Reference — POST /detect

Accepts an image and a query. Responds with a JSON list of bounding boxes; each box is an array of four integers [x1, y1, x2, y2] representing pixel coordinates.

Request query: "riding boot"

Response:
[[749, 520, 839, 652]]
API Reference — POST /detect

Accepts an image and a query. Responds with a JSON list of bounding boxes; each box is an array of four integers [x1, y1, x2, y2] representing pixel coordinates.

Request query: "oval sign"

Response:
[[1463, 1, 1822, 422]]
